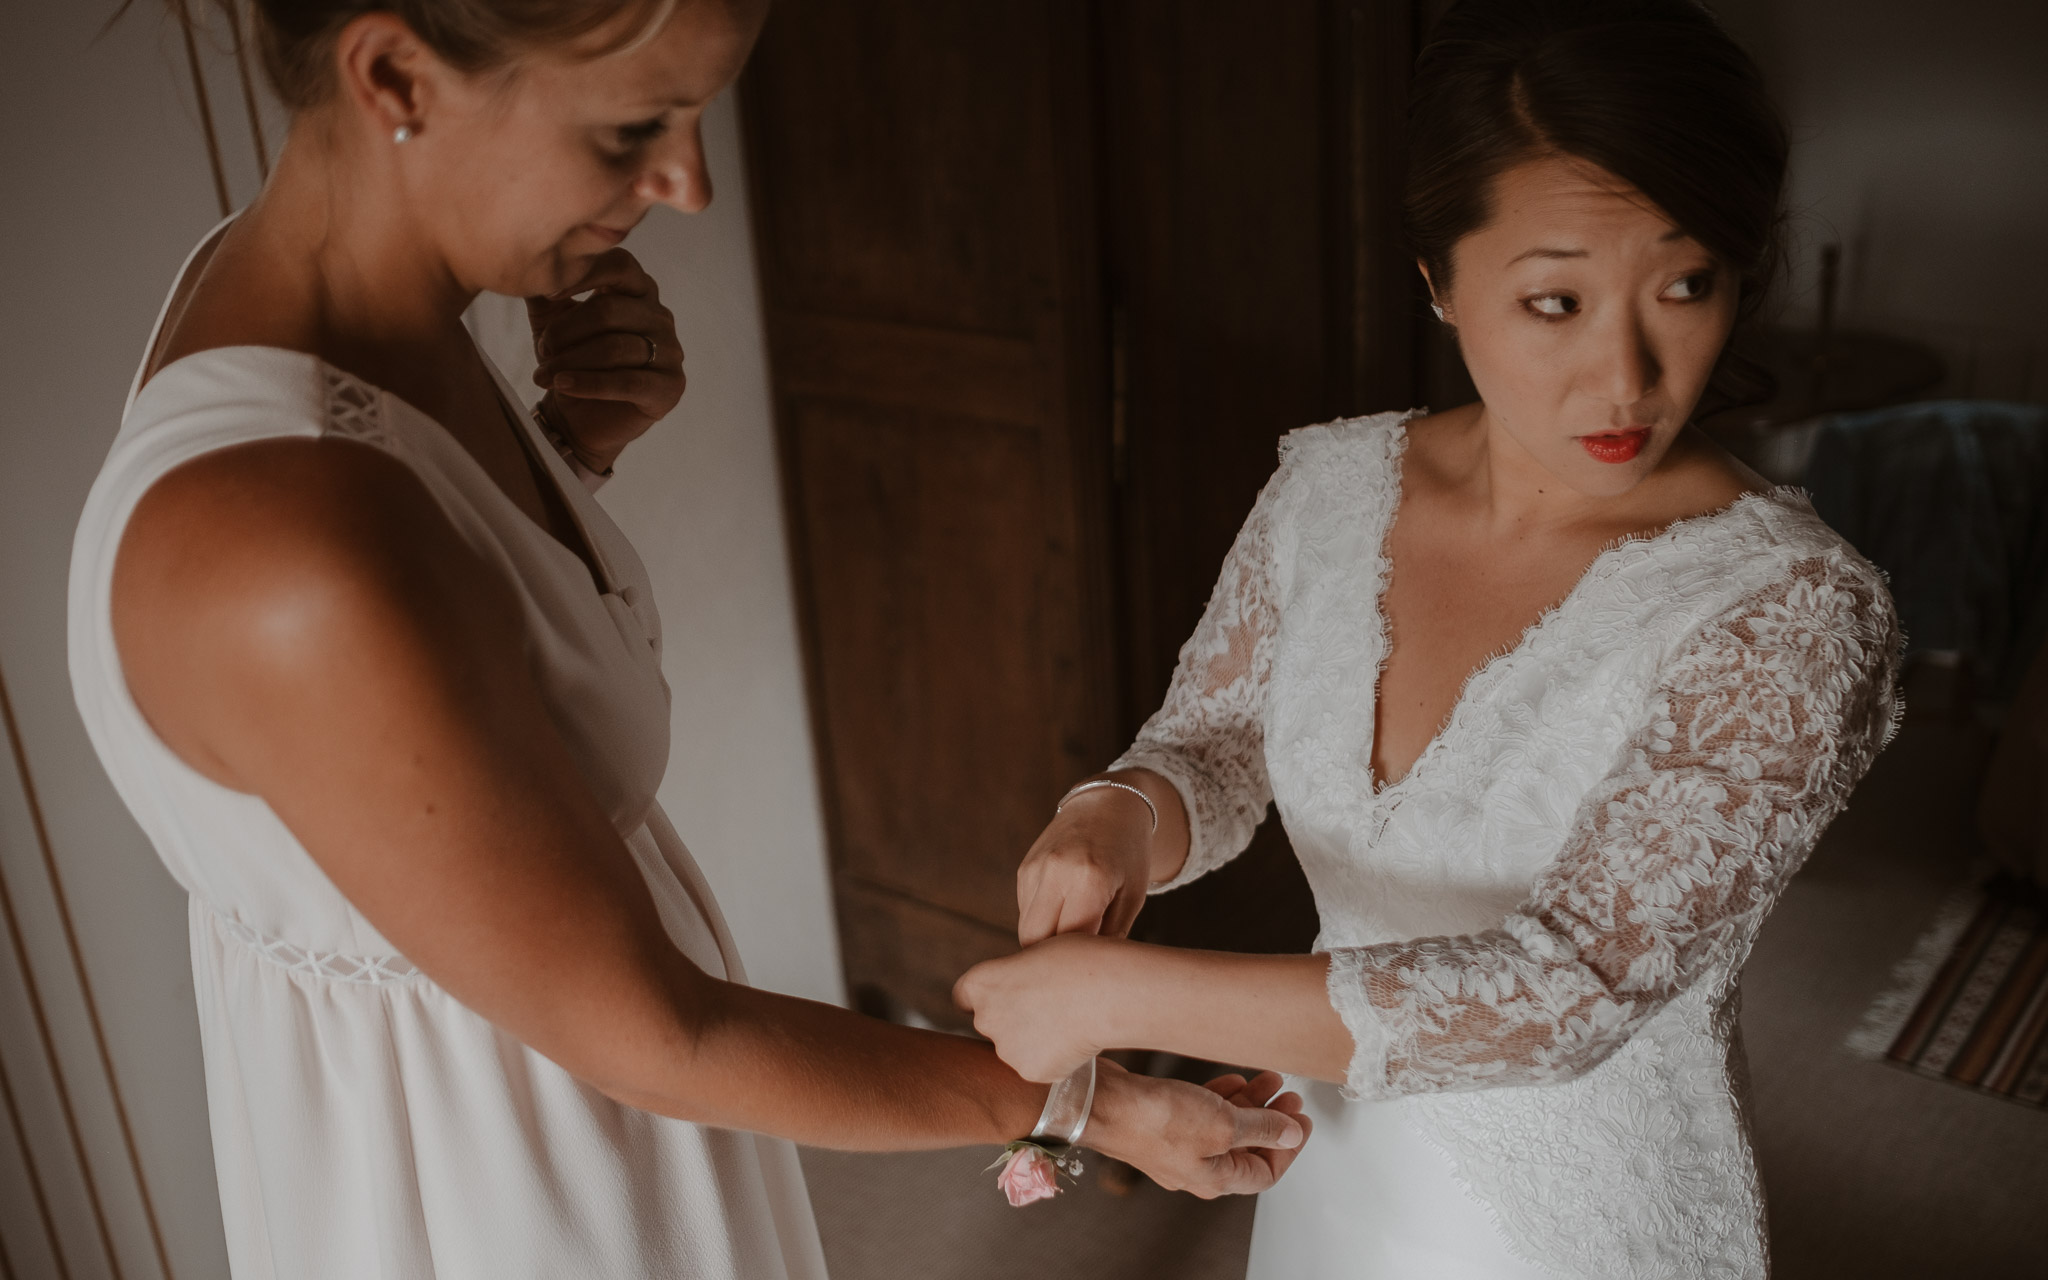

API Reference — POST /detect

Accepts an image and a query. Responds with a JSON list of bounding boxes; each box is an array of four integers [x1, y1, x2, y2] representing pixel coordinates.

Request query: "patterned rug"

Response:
[[1848, 874, 2048, 1107]]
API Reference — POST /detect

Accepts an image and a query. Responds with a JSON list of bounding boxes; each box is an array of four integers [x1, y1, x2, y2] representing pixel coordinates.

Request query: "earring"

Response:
[[393, 124, 415, 144], [1431, 302, 1446, 322]]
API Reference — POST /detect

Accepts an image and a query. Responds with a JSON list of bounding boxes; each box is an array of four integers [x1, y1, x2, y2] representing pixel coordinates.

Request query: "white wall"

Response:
[[0, 3, 837, 1276], [0, 7, 262, 1276], [1719, 0, 2048, 402]]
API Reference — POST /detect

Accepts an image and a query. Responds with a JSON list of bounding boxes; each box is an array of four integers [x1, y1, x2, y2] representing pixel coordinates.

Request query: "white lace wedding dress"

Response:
[[1115, 411, 1900, 1279]]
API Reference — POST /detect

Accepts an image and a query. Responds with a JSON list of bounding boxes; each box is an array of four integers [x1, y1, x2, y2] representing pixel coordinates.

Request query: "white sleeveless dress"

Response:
[[1116, 413, 1901, 1279], [68, 231, 829, 1279]]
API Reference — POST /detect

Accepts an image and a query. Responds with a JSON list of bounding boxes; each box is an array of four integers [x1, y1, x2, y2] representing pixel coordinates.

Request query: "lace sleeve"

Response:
[[1326, 554, 1902, 1099], [1111, 468, 1288, 893]]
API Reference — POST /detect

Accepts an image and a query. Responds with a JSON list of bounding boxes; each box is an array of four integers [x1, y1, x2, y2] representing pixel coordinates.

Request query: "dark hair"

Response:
[[155, 0, 677, 111], [1406, 0, 1787, 335]]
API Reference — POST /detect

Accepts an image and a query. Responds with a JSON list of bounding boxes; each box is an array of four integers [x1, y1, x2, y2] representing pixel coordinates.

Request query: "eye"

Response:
[[614, 116, 669, 150], [1524, 293, 1578, 319], [1662, 271, 1716, 302]]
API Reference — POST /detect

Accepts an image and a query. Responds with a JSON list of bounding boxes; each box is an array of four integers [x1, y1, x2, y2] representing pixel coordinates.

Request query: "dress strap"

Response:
[[320, 365, 401, 454]]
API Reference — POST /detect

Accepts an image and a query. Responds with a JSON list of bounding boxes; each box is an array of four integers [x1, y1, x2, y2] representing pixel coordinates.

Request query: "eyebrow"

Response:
[[1507, 229, 1690, 265], [622, 96, 702, 116]]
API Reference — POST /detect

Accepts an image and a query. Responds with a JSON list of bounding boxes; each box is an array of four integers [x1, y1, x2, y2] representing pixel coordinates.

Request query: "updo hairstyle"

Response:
[[176, 0, 678, 110], [1405, 0, 1788, 325]]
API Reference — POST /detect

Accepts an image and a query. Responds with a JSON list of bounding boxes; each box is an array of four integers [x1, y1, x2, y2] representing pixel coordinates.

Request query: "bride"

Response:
[[71, 0, 1309, 1275], [956, 1, 1900, 1276]]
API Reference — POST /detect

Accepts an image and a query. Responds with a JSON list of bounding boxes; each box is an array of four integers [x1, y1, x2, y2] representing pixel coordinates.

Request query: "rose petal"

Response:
[[996, 1146, 1061, 1207]]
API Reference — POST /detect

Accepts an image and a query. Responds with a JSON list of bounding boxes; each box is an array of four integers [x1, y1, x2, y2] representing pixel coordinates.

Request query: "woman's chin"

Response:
[[1538, 449, 1662, 500]]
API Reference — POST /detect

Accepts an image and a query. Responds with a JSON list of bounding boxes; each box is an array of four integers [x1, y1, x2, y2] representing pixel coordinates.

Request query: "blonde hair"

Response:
[[217, 0, 680, 110]]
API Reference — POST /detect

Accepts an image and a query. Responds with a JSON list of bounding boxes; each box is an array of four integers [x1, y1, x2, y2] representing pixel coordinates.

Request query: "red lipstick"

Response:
[[1579, 427, 1650, 464]]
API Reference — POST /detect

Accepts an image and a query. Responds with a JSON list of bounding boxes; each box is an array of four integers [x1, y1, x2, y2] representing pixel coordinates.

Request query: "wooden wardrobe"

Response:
[[742, 0, 1436, 1026]]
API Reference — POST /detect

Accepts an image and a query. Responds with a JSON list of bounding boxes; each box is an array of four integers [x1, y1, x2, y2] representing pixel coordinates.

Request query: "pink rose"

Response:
[[997, 1145, 1061, 1207]]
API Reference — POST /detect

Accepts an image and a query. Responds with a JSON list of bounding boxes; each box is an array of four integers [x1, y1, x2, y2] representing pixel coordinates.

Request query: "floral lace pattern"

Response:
[[1116, 413, 1900, 1279], [1330, 557, 1896, 1096]]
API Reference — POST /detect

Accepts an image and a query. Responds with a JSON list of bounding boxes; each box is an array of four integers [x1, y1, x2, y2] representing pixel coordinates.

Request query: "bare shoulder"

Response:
[[1664, 425, 1770, 514], [1389, 402, 1483, 489], [113, 437, 517, 785], [1399, 402, 1482, 451]]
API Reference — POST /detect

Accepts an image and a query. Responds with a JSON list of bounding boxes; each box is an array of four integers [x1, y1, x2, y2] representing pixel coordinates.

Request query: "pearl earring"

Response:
[[1431, 303, 1446, 322], [393, 124, 415, 144]]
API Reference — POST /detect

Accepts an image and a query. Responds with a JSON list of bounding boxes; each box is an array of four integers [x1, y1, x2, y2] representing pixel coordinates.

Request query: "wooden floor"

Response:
[[800, 709, 2048, 1279], [799, 1143, 1256, 1280]]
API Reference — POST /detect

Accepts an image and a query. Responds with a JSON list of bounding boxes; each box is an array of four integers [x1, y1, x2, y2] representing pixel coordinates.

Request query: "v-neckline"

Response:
[[298, 346, 620, 601], [476, 356, 616, 598], [1361, 423, 1779, 802], [301, 347, 622, 602]]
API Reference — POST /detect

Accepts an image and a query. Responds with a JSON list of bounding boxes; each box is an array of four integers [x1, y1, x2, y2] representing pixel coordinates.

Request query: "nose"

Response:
[[635, 122, 712, 213], [1593, 304, 1660, 407]]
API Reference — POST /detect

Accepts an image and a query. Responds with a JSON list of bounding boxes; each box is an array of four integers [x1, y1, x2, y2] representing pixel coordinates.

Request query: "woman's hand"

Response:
[[1017, 772, 1183, 946], [526, 248, 684, 473], [957, 933, 1355, 1089], [1083, 1059, 1310, 1199], [955, 933, 1131, 1081]]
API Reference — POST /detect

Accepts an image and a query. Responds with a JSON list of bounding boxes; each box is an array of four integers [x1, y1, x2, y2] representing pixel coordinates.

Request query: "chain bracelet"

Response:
[[1055, 779, 1159, 834]]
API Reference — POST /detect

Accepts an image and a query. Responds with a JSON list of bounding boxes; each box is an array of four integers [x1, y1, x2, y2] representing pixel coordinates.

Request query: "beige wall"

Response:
[[0, 4, 836, 1276], [1719, 0, 2048, 402]]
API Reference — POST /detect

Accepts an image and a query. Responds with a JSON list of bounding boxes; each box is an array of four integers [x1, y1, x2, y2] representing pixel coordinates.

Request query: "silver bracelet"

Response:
[[1028, 1057, 1098, 1149], [1055, 779, 1158, 834]]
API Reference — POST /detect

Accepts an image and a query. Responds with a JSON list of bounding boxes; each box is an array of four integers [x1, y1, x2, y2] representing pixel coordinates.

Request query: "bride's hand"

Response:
[[526, 248, 685, 473], [954, 933, 1131, 1082], [1015, 780, 1157, 946], [1085, 1060, 1310, 1199]]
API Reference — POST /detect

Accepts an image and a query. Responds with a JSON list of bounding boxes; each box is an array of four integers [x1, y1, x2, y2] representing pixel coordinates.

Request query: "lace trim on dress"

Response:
[[321, 367, 397, 451], [1117, 412, 1418, 892], [211, 909, 423, 985]]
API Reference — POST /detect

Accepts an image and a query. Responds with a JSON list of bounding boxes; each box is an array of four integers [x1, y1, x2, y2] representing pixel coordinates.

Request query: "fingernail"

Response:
[[1280, 1123, 1303, 1148], [555, 373, 578, 390]]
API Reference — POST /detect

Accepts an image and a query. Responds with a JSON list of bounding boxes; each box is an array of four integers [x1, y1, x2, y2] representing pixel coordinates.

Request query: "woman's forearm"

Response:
[[1088, 943, 1354, 1086], [597, 966, 1046, 1151], [1102, 766, 1193, 885]]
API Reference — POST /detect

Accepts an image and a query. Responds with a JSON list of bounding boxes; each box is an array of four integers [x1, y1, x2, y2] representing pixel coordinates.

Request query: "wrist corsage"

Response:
[[991, 1058, 1096, 1207]]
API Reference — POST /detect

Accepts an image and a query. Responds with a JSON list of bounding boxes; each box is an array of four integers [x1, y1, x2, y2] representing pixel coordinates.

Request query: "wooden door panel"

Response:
[[1104, 0, 1412, 715], [745, 0, 1114, 1016], [741, 0, 1063, 338], [833, 880, 1013, 1030], [792, 399, 1058, 928], [770, 317, 1047, 427], [1099, 0, 1416, 957], [746, 0, 1417, 1012]]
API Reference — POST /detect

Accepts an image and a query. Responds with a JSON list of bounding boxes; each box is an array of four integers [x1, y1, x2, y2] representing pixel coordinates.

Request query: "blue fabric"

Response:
[[1804, 401, 2048, 703]]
